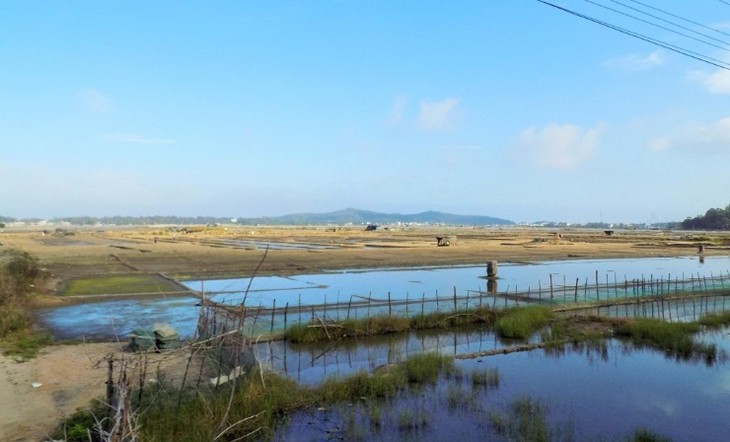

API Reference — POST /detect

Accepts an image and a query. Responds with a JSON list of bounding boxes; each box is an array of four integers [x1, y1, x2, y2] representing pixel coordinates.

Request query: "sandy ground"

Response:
[[1, 225, 730, 440], [0, 342, 122, 441]]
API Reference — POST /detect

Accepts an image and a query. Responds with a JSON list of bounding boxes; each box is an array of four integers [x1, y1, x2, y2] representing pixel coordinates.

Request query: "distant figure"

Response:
[[154, 237, 158, 244], [698, 244, 705, 254]]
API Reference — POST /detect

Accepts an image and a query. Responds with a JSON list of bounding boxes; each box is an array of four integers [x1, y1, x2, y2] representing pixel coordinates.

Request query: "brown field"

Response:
[[1, 224, 729, 440], [4, 224, 729, 287]]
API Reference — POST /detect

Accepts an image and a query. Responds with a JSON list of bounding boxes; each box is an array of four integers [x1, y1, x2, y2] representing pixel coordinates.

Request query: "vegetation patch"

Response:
[[496, 306, 553, 339], [697, 311, 730, 329], [614, 317, 716, 362], [62, 275, 182, 296], [285, 307, 498, 344], [52, 352, 457, 441], [0, 251, 50, 359]]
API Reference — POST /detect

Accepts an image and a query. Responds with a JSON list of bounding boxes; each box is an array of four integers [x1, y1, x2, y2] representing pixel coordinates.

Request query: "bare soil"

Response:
[[1, 225, 729, 440]]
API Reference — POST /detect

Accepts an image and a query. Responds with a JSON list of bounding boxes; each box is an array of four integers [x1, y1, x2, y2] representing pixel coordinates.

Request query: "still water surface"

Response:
[[270, 329, 730, 441], [35, 256, 730, 340]]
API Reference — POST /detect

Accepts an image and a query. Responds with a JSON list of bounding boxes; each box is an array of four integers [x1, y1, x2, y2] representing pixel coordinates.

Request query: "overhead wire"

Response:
[[626, 0, 730, 38], [608, 0, 730, 47], [535, 0, 730, 71], [580, 0, 730, 52]]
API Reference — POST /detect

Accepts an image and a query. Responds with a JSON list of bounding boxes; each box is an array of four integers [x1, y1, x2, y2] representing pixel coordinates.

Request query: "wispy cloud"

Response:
[[688, 69, 730, 94], [418, 98, 460, 131], [603, 50, 665, 72], [387, 95, 409, 127], [106, 133, 175, 145], [514, 123, 600, 169], [646, 117, 730, 152], [78, 88, 112, 113]]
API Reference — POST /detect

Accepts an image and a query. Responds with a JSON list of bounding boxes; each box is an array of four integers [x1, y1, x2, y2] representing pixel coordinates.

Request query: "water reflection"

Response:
[[272, 329, 730, 442], [34, 256, 730, 340]]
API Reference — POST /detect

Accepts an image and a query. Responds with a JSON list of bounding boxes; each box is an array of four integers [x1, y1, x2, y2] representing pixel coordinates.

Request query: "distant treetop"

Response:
[[681, 204, 730, 230]]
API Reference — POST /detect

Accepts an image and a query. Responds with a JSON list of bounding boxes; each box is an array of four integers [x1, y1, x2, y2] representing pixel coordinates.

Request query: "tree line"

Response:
[[681, 204, 730, 230]]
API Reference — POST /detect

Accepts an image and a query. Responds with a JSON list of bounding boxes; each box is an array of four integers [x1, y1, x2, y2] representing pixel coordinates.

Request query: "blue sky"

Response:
[[2, 1, 730, 223]]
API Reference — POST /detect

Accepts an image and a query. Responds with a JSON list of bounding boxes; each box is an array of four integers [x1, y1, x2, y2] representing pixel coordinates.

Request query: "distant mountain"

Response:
[[5, 209, 513, 226], [236, 208, 514, 226]]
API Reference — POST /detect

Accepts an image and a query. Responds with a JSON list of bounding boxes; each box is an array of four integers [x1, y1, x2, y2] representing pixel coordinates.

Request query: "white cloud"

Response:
[[688, 69, 730, 94], [647, 117, 730, 152], [387, 95, 409, 127], [603, 50, 665, 72], [78, 88, 112, 113], [514, 123, 600, 169], [647, 137, 671, 152], [106, 133, 175, 145], [418, 98, 460, 131]]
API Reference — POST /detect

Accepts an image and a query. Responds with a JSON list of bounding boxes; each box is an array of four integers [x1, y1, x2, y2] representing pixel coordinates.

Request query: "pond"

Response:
[[268, 328, 730, 441], [34, 256, 730, 341], [185, 256, 730, 307]]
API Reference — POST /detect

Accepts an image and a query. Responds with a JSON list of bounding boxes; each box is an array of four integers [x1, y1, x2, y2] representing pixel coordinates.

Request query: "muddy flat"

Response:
[[3, 225, 726, 285]]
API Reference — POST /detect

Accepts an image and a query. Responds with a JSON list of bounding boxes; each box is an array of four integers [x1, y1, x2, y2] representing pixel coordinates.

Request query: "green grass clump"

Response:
[[471, 367, 500, 388], [49, 402, 108, 442], [0, 330, 52, 360], [614, 318, 716, 362], [489, 397, 551, 442], [138, 370, 308, 441], [284, 307, 498, 344], [319, 370, 403, 402], [698, 311, 730, 329], [496, 306, 553, 339], [403, 352, 454, 384], [56, 351, 460, 441]]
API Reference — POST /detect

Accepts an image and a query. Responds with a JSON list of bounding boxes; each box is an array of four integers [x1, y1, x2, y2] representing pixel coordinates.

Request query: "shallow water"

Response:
[[186, 256, 730, 307], [271, 329, 730, 441], [34, 256, 730, 340]]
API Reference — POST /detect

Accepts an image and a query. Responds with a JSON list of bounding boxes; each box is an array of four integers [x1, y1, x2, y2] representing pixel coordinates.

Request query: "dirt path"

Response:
[[0, 342, 122, 441]]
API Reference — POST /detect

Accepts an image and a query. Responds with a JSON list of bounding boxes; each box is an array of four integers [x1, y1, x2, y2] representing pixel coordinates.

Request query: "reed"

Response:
[[697, 311, 730, 329], [284, 308, 498, 344], [496, 306, 553, 339], [404, 352, 454, 384], [489, 397, 550, 442], [471, 367, 500, 388], [614, 318, 716, 362]]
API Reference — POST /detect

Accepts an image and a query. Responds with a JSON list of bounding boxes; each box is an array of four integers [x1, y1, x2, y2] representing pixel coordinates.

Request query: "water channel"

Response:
[[266, 328, 730, 441], [35, 256, 730, 340]]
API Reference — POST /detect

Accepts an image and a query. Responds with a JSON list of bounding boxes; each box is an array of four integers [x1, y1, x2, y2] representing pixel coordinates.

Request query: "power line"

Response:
[[536, 0, 730, 71], [627, 0, 730, 38], [719, 0, 730, 7], [611, 0, 730, 46], [581, 0, 730, 52]]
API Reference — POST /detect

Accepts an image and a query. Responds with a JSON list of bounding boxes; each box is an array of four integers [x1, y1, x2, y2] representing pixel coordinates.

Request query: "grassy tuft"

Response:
[[403, 352, 454, 384], [698, 311, 730, 329], [489, 397, 551, 442], [624, 428, 672, 442], [471, 367, 500, 388], [614, 318, 716, 362], [496, 306, 553, 339]]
